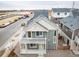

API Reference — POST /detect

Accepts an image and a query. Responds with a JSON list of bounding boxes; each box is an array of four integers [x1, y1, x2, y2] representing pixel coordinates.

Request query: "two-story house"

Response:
[[59, 9, 79, 55], [20, 15, 58, 56]]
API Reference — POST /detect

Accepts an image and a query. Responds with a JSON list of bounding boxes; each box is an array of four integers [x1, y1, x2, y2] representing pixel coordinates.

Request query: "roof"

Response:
[[25, 22, 48, 31], [37, 20, 57, 30], [25, 15, 57, 31], [60, 16, 79, 30], [52, 8, 70, 12], [72, 9, 79, 17], [34, 15, 57, 30]]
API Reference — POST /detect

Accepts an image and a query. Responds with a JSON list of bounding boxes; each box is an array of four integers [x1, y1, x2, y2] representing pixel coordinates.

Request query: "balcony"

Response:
[[59, 25, 72, 39], [21, 38, 46, 44], [61, 28, 72, 39]]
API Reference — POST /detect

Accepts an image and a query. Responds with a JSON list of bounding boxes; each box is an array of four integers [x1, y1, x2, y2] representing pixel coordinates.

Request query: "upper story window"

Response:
[[54, 31, 56, 36], [28, 31, 31, 38], [27, 44, 38, 49], [65, 12, 67, 15], [57, 12, 60, 15], [36, 31, 43, 37]]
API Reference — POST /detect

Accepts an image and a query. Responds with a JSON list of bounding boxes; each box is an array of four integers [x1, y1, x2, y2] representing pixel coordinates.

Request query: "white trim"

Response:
[[31, 31, 32, 38], [21, 38, 46, 44]]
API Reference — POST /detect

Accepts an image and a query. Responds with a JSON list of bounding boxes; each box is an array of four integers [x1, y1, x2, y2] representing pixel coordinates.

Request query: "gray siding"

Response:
[[46, 30, 57, 50]]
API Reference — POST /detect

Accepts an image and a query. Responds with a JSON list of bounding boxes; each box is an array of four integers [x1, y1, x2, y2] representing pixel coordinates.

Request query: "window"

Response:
[[65, 12, 67, 15], [57, 13, 60, 15], [27, 44, 39, 49], [54, 31, 56, 36], [36, 31, 43, 37], [28, 31, 31, 38]]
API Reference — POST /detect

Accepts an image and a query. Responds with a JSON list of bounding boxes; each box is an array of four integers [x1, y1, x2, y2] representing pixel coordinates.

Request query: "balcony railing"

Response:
[[59, 25, 72, 39], [21, 38, 46, 44]]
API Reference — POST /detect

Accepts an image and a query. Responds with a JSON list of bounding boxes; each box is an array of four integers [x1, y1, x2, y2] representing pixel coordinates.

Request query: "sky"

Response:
[[0, 1, 79, 10]]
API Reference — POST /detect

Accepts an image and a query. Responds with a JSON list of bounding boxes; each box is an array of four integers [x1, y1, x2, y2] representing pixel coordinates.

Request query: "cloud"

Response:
[[0, 1, 78, 10]]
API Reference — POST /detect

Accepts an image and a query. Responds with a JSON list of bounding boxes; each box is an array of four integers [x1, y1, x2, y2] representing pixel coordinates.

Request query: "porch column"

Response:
[[56, 30, 58, 50], [76, 44, 78, 52], [70, 30, 74, 50], [25, 44, 27, 51], [38, 44, 44, 57]]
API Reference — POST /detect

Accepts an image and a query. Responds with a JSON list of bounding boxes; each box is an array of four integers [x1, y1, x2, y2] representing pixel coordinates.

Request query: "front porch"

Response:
[[20, 37, 46, 56], [21, 38, 46, 44], [57, 36, 70, 50], [7, 43, 76, 57]]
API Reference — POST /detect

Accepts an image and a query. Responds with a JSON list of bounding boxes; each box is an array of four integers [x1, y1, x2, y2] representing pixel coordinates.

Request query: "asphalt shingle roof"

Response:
[[60, 15, 79, 30]]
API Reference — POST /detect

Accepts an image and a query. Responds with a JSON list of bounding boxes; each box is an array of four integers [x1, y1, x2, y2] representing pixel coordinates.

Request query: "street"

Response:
[[0, 14, 34, 48]]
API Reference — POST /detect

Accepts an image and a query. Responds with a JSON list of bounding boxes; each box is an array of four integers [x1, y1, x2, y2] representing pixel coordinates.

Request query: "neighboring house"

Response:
[[59, 9, 79, 55], [20, 15, 58, 56], [51, 8, 71, 24]]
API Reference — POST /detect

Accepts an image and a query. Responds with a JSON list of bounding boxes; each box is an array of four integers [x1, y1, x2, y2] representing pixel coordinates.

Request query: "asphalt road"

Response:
[[0, 16, 33, 47]]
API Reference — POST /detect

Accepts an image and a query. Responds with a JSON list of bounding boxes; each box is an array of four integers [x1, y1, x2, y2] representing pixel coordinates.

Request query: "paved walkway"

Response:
[[19, 50, 78, 57], [45, 50, 78, 57]]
